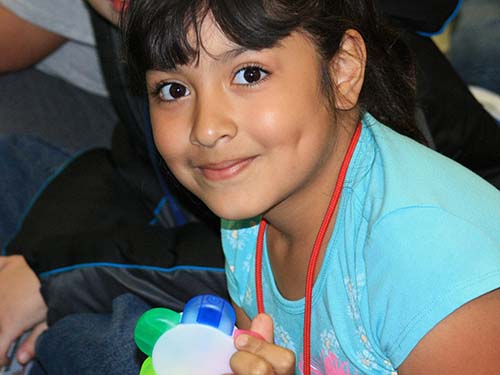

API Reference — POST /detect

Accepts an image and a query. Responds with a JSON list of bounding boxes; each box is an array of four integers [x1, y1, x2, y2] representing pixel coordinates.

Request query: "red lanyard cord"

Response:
[[255, 123, 362, 375], [256, 221, 266, 314]]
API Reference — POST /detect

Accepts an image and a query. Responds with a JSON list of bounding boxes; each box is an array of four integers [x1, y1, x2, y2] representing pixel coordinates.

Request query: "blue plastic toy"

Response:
[[134, 294, 237, 375]]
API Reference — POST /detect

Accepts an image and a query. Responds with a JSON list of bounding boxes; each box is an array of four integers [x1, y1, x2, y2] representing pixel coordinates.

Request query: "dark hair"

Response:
[[123, 0, 421, 141]]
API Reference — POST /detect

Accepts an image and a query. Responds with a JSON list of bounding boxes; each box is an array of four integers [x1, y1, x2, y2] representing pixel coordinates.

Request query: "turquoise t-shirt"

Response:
[[221, 113, 500, 374]]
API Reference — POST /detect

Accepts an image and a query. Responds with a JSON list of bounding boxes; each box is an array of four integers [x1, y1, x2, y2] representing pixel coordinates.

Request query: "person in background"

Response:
[[0, 0, 117, 248], [0, 0, 117, 370]]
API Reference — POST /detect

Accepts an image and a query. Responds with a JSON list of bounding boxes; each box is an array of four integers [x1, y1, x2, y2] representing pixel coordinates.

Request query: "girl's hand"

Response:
[[229, 313, 295, 375]]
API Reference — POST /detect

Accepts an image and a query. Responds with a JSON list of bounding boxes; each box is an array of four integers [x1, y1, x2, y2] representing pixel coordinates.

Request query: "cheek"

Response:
[[246, 94, 325, 150], [238, 93, 307, 146], [246, 76, 328, 138], [149, 111, 205, 195], [150, 111, 188, 167]]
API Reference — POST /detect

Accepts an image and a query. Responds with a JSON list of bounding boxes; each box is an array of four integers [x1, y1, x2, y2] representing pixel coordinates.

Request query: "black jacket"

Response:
[[377, 0, 460, 34]]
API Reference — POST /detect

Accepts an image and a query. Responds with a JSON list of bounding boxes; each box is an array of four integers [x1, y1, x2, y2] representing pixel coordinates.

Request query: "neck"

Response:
[[263, 121, 355, 249], [262, 120, 358, 299]]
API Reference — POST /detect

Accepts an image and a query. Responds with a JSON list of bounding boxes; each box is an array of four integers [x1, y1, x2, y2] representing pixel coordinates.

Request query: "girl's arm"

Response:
[[398, 288, 500, 374], [230, 302, 296, 375]]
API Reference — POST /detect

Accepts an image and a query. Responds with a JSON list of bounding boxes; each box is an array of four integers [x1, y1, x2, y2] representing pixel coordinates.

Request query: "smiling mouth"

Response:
[[197, 157, 256, 181]]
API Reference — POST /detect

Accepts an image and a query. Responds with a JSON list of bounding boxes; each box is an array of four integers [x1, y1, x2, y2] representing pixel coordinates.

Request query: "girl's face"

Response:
[[147, 17, 347, 220]]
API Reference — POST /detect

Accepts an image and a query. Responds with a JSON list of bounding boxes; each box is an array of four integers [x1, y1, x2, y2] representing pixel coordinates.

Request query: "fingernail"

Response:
[[233, 330, 249, 348]]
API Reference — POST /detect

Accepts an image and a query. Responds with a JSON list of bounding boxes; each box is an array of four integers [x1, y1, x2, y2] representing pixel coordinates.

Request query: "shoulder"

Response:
[[398, 288, 500, 374], [365, 206, 500, 305], [356, 115, 500, 367], [361, 113, 500, 236], [363, 205, 500, 367]]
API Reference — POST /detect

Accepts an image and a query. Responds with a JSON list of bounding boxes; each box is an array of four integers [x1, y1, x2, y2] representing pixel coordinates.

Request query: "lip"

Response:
[[197, 157, 256, 181]]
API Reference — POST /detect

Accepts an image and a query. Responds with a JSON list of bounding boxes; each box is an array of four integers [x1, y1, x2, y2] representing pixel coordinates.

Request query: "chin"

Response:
[[208, 202, 261, 222]]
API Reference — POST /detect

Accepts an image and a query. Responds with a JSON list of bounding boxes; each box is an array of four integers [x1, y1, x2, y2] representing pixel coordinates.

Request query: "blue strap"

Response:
[[418, 0, 463, 37]]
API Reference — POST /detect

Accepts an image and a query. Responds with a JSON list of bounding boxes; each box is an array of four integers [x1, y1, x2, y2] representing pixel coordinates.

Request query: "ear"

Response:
[[330, 29, 366, 111]]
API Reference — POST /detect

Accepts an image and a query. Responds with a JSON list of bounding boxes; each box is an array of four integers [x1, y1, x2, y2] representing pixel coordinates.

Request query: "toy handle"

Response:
[[182, 294, 236, 335]]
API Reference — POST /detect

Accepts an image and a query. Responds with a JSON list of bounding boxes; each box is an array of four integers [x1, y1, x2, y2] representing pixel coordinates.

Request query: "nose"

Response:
[[190, 95, 237, 148]]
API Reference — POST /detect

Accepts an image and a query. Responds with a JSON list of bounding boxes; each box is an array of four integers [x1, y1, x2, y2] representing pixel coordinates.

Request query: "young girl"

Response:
[[124, 0, 500, 374]]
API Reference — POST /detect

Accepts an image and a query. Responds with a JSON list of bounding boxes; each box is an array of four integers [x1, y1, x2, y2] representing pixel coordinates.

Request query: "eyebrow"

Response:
[[152, 45, 251, 74], [152, 37, 286, 75], [212, 40, 284, 62], [210, 46, 250, 62]]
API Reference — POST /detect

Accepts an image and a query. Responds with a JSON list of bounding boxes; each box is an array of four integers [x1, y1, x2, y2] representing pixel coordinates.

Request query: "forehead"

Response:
[[181, 15, 320, 71], [187, 13, 253, 63]]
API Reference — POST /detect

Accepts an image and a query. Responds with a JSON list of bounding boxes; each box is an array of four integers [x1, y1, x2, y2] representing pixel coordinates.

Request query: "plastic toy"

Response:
[[134, 294, 237, 375]]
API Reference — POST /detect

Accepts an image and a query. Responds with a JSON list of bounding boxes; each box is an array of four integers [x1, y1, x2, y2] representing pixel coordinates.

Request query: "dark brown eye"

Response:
[[234, 66, 268, 85], [160, 82, 190, 101], [244, 67, 261, 82]]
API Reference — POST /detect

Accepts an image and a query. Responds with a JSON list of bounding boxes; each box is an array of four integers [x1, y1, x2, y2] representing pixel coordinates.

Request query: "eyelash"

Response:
[[150, 64, 271, 103], [232, 64, 270, 87], [150, 80, 173, 99]]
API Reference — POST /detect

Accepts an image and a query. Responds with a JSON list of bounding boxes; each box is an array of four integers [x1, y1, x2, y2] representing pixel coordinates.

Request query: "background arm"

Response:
[[0, 5, 65, 73]]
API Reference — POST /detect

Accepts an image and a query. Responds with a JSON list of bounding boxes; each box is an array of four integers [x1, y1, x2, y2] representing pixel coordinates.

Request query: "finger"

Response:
[[249, 313, 274, 343], [0, 342, 10, 366], [230, 350, 276, 375], [234, 334, 295, 374], [0, 328, 18, 366], [17, 322, 47, 365]]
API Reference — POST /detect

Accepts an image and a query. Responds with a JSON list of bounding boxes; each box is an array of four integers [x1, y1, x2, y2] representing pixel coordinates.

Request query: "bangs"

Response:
[[124, 0, 309, 90]]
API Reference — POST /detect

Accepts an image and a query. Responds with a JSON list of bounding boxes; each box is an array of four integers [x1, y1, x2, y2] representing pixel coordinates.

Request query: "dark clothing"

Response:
[[0, 68, 116, 153], [377, 0, 460, 34], [0, 135, 69, 247], [30, 294, 149, 375], [0, 68, 117, 248], [405, 32, 500, 187]]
